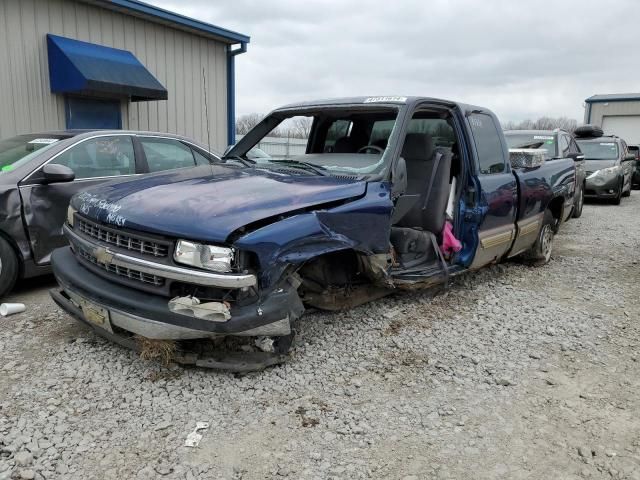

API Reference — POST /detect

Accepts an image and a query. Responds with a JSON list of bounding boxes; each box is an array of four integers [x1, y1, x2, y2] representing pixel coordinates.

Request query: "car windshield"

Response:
[[576, 140, 619, 160], [230, 107, 400, 175], [0, 134, 66, 173], [504, 133, 556, 157]]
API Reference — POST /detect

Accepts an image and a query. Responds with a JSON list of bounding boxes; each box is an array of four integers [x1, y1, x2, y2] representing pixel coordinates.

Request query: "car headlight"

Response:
[[587, 166, 620, 179], [67, 205, 76, 227], [174, 240, 234, 273]]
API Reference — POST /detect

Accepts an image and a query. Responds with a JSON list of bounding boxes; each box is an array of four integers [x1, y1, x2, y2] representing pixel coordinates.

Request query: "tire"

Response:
[[525, 210, 555, 266], [0, 237, 19, 299], [572, 185, 584, 218]]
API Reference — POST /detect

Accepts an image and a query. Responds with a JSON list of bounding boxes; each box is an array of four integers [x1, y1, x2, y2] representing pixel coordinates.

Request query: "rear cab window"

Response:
[[469, 113, 506, 174]]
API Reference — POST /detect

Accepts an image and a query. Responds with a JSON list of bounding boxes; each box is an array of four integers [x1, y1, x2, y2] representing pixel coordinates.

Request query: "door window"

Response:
[[469, 114, 506, 174], [50, 136, 135, 179], [139, 138, 197, 172], [192, 148, 213, 166]]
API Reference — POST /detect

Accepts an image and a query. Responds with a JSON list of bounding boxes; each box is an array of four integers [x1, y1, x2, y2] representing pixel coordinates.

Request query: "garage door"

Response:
[[601, 115, 640, 145]]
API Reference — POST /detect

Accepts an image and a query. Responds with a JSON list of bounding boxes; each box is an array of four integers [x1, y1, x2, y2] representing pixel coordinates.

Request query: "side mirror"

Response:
[[624, 153, 636, 161], [42, 164, 75, 184], [567, 152, 584, 161]]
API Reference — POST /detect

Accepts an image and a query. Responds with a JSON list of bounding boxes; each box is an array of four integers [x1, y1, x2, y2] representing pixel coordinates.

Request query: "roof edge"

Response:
[[88, 0, 250, 44], [585, 94, 640, 103]]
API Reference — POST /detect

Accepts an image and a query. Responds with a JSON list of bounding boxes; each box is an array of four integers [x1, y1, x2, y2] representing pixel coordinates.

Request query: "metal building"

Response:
[[0, 0, 249, 150], [584, 93, 640, 145]]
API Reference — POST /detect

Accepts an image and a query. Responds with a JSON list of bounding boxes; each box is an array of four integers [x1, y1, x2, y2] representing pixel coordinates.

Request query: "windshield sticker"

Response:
[[533, 135, 554, 140], [28, 138, 59, 145], [599, 143, 615, 146], [364, 96, 407, 103], [1, 165, 13, 172]]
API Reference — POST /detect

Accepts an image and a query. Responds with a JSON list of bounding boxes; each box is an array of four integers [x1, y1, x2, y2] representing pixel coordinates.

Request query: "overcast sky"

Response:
[[151, 0, 639, 124]]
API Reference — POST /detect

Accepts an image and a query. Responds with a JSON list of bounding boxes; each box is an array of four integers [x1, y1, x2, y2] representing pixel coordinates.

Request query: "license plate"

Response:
[[81, 301, 113, 333]]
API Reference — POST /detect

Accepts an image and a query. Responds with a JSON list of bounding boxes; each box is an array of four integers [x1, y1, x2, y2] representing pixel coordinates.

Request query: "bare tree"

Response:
[[287, 117, 313, 139], [502, 116, 578, 132], [235, 113, 264, 135]]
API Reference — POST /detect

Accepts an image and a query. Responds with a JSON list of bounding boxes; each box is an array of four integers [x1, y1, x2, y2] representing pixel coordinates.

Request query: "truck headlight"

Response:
[[587, 166, 620, 180], [174, 240, 234, 273], [67, 205, 76, 227]]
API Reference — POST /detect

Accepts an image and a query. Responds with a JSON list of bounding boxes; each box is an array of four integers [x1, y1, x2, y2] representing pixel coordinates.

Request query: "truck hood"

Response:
[[71, 165, 367, 243]]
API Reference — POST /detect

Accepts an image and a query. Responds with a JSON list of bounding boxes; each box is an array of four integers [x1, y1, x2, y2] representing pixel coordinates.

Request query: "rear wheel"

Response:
[[572, 185, 584, 218], [525, 210, 555, 266], [0, 237, 19, 299]]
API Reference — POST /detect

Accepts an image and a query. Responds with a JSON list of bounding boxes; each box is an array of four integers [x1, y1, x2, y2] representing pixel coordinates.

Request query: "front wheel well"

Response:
[[297, 249, 361, 293]]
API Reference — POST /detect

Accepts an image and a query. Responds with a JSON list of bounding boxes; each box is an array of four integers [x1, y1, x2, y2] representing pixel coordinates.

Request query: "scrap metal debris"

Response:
[[184, 422, 209, 447]]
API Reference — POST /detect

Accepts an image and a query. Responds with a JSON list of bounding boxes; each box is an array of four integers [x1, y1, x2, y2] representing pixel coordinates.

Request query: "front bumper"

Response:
[[585, 176, 620, 198], [51, 246, 304, 340]]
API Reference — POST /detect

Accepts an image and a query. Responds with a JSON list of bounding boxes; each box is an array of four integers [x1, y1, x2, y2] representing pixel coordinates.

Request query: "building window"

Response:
[[65, 97, 122, 130]]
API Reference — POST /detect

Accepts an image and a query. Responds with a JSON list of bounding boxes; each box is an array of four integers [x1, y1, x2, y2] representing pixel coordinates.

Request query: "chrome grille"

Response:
[[77, 248, 165, 287], [76, 218, 169, 257]]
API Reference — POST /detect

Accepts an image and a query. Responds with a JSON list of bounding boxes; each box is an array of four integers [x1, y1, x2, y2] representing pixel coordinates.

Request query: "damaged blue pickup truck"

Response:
[[50, 96, 577, 370]]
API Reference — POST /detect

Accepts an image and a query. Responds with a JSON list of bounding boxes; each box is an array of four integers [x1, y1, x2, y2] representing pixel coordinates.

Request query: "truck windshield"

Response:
[[504, 133, 556, 158], [575, 140, 618, 160], [0, 134, 65, 173], [231, 107, 400, 175]]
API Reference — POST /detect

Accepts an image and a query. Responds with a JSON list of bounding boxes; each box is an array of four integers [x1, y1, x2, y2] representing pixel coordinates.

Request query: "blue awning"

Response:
[[46, 34, 167, 102]]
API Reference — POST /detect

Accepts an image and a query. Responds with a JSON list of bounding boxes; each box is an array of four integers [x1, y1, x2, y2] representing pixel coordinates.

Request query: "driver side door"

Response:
[[18, 135, 140, 264]]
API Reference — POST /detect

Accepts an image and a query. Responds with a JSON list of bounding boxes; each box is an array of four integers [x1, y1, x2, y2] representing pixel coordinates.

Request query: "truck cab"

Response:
[[50, 96, 576, 369]]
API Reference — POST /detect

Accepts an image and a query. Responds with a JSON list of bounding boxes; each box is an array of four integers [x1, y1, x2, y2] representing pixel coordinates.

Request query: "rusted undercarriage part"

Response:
[[123, 328, 290, 372], [295, 246, 450, 309], [300, 284, 393, 311]]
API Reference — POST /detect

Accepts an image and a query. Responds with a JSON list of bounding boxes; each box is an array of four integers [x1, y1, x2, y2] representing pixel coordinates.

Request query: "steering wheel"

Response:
[[357, 145, 385, 154]]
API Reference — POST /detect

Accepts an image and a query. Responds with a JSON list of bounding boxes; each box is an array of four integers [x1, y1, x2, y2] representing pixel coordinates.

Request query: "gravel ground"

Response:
[[1, 192, 639, 480]]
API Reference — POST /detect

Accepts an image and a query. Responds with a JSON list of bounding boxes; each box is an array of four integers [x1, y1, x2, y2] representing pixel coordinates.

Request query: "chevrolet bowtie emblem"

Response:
[[94, 246, 114, 264]]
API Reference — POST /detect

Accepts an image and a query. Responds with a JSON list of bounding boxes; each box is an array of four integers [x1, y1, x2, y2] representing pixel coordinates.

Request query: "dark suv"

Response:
[[629, 145, 640, 188], [575, 126, 635, 204], [504, 129, 586, 218]]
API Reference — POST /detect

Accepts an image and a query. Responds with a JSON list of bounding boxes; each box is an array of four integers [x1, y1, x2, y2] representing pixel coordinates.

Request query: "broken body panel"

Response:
[[50, 97, 576, 368]]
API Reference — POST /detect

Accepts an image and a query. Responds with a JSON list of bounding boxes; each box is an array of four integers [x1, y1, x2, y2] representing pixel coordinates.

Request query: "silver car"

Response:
[[0, 130, 219, 297]]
